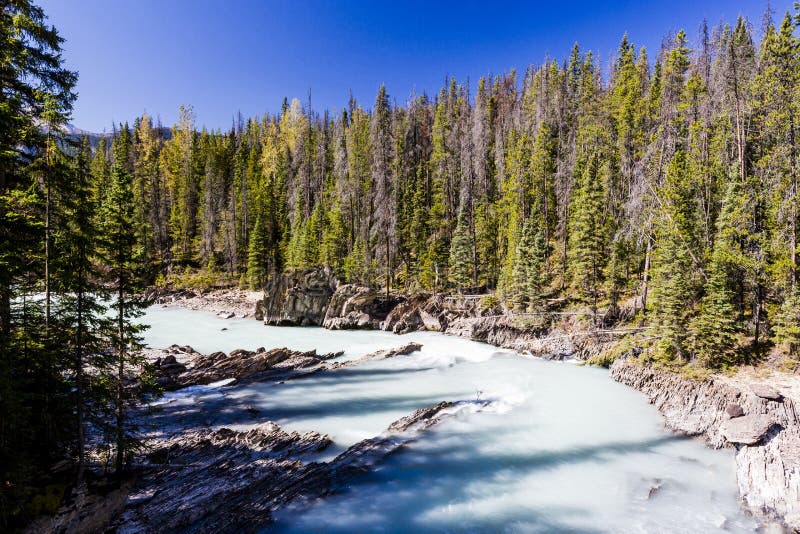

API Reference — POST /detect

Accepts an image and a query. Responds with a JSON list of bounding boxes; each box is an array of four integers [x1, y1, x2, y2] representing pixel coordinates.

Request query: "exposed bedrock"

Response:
[[152, 342, 424, 389], [152, 346, 342, 389], [322, 284, 404, 330], [271, 276, 613, 361], [261, 267, 339, 326], [117, 400, 483, 533], [609, 358, 800, 531]]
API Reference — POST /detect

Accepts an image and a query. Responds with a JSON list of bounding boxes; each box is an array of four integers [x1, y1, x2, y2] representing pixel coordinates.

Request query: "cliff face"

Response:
[[610, 358, 800, 531], [261, 268, 338, 326], [322, 284, 403, 330]]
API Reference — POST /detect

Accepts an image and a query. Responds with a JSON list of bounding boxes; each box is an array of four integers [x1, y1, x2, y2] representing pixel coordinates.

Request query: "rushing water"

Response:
[[142, 306, 756, 533]]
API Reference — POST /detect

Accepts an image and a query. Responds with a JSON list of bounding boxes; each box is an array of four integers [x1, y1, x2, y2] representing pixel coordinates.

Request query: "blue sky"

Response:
[[38, 0, 770, 132]]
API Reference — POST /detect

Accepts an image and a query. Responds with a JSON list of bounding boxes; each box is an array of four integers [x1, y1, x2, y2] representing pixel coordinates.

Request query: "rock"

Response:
[[751, 384, 783, 401], [254, 299, 265, 321], [419, 310, 443, 331], [726, 403, 745, 418], [217, 311, 235, 319], [117, 401, 485, 533], [156, 346, 345, 390], [161, 355, 177, 366], [721, 415, 778, 445], [647, 479, 663, 499], [610, 358, 800, 526], [323, 284, 403, 330], [329, 342, 423, 369], [262, 267, 339, 326]]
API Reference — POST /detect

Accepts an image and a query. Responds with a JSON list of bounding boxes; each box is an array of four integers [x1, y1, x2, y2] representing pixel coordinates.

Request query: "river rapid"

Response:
[[142, 305, 756, 533]]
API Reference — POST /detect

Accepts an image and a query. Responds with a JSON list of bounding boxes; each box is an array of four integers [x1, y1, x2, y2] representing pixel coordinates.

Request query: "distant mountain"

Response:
[[60, 124, 172, 148], [61, 124, 112, 138]]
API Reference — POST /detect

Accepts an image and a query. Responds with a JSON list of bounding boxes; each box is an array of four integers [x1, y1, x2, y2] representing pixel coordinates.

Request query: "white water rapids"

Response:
[[142, 305, 756, 533]]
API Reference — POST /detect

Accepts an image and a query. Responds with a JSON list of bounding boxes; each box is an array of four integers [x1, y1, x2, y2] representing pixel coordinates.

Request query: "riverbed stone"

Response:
[[721, 414, 777, 445], [750, 384, 783, 401], [725, 403, 745, 419]]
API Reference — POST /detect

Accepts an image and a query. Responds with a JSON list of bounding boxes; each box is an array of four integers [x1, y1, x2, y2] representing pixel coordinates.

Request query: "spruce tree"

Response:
[[569, 153, 608, 323], [247, 213, 269, 289], [449, 209, 474, 292], [689, 259, 741, 368], [0, 0, 78, 492], [774, 287, 800, 357], [55, 136, 113, 481], [100, 128, 149, 475]]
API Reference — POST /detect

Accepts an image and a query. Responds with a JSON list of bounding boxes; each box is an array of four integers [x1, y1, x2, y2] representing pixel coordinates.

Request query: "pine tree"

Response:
[[649, 149, 700, 363], [247, 213, 269, 289], [55, 136, 113, 481], [449, 209, 473, 292], [0, 0, 78, 493], [774, 287, 800, 357], [689, 259, 741, 368], [512, 218, 548, 310], [569, 153, 608, 323], [100, 128, 149, 475]]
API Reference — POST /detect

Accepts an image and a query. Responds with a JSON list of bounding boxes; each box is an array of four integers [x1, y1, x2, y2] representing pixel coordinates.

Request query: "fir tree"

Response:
[[774, 287, 800, 357], [569, 153, 607, 323], [247, 213, 269, 289], [689, 259, 741, 368], [449, 209, 474, 292], [100, 128, 149, 475]]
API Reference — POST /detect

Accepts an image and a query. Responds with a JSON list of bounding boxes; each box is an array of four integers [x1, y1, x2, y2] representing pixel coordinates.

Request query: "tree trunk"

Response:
[[45, 168, 51, 329], [76, 285, 85, 482], [385, 234, 390, 299], [640, 236, 652, 324], [115, 282, 125, 475]]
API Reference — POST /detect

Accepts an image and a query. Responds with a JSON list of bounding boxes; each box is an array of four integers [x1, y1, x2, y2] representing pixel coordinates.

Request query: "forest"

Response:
[[1, 0, 800, 526]]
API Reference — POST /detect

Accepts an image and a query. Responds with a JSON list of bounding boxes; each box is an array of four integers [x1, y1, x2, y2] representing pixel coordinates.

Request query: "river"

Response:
[[142, 305, 756, 533]]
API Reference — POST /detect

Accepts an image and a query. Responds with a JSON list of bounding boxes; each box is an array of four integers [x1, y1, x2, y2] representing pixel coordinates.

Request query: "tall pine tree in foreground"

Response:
[[0, 0, 78, 500], [100, 127, 149, 475]]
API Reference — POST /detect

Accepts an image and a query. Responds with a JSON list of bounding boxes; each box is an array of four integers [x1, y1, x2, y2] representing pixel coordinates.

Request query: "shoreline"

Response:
[[146, 286, 799, 531], [144, 286, 264, 319]]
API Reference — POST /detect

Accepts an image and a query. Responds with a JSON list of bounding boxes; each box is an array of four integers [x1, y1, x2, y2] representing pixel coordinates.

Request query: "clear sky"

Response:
[[37, 0, 771, 132]]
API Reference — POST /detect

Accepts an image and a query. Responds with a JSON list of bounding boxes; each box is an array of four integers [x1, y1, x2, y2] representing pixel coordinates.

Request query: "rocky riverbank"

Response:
[[610, 358, 800, 531], [148, 342, 424, 389], [36, 340, 445, 533], [144, 287, 264, 319], [117, 400, 482, 533], [148, 278, 800, 529]]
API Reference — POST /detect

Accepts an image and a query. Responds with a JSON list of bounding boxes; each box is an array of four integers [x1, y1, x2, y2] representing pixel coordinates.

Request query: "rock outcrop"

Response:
[[117, 400, 484, 533], [261, 268, 338, 326], [153, 342, 424, 389], [153, 347, 343, 390], [322, 284, 403, 330], [610, 358, 800, 530], [328, 342, 423, 369]]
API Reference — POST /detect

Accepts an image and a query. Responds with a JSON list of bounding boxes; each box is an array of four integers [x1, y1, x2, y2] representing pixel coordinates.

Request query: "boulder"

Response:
[[262, 267, 339, 326], [725, 403, 745, 419], [750, 384, 783, 401], [419, 309, 443, 331], [721, 414, 778, 445], [381, 295, 429, 333], [323, 284, 403, 330]]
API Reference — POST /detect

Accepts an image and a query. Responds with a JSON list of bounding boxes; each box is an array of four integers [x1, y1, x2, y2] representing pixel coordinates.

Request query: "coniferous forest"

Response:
[[2, 0, 800, 527]]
